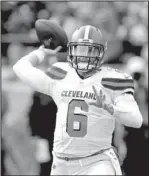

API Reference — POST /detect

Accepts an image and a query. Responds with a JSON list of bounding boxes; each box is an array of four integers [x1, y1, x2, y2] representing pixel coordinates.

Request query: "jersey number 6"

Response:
[[66, 99, 88, 137]]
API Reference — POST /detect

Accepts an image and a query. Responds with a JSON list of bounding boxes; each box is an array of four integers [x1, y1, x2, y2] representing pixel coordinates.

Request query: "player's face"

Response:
[[71, 45, 103, 58], [70, 45, 104, 71]]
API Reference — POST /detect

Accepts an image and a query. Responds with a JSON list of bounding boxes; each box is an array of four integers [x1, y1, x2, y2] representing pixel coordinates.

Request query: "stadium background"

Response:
[[1, 1, 148, 176]]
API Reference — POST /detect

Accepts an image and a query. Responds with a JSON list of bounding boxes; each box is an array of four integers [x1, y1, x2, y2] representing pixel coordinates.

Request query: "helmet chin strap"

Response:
[[76, 59, 104, 79]]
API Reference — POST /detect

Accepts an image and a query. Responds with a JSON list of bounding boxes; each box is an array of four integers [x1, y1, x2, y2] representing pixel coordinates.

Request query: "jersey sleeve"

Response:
[[13, 59, 56, 95], [101, 69, 134, 104], [45, 62, 68, 80]]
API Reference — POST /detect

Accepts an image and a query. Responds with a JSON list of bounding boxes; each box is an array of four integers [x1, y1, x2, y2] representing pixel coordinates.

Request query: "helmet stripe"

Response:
[[88, 27, 94, 39], [84, 26, 90, 39]]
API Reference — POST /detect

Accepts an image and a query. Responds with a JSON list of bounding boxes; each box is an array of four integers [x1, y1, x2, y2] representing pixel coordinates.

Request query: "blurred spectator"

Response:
[[123, 125, 148, 176], [28, 91, 57, 176], [1, 90, 9, 176], [28, 81, 57, 176], [4, 3, 35, 33], [2, 1, 148, 65], [2, 118, 40, 175], [121, 55, 148, 176], [141, 44, 148, 61]]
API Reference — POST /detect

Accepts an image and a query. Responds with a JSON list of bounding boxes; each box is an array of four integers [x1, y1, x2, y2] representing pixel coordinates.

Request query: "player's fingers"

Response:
[[99, 90, 106, 107], [101, 94, 106, 107], [39, 45, 53, 53], [99, 90, 103, 100], [103, 94, 106, 101], [39, 45, 44, 49], [54, 46, 62, 53], [93, 86, 103, 107], [92, 85, 100, 101], [99, 89, 103, 97], [39, 45, 62, 54]]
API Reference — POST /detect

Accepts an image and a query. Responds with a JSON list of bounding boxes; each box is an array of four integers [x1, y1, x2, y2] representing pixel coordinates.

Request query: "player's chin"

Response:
[[76, 63, 95, 72]]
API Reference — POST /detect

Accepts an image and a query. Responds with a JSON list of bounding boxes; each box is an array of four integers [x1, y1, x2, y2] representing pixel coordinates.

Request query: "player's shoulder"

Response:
[[45, 62, 69, 80], [99, 66, 134, 92], [53, 62, 69, 71], [100, 66, 133, 80]]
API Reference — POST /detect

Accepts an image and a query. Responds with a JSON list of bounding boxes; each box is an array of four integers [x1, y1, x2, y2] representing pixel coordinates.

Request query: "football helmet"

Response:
[[68, 25, 107, 71]]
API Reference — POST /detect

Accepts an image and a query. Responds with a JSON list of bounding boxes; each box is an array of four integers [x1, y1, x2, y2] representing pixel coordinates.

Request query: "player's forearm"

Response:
[[113, 95, 143, 128], [13, 50, 51, 95], [15, 48, 45, 66], [13, 48, 45, 78], [113, 105, 142, 128]]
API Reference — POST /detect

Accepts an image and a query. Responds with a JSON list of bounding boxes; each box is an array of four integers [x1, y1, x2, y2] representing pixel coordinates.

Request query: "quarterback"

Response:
[[13, 25, 143, 175]]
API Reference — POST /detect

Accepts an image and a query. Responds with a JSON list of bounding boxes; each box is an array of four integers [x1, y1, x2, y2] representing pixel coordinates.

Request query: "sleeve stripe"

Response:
[[45, 71, 65, 80], [47, 69, 66, 78], [51, 66, 67, 75], [102, 84, 134, 91], [45, 65, 67, 80], [102, 81, 134, 88], [102, 78, 133, 83]]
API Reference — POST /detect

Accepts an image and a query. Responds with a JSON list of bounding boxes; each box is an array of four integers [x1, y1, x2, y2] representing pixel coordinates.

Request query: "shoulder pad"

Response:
[[45, 62, 68, 80], [101, 67, 134, 93], [102, 67, 133, 79]]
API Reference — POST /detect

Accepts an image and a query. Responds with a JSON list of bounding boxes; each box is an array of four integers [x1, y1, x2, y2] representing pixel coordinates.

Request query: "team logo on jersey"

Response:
[[61, 90, 96, 100]]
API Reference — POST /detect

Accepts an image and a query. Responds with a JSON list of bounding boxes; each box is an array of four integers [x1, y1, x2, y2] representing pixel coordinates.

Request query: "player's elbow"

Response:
[[116, 109, 143, 128], [13, 61, 20, 75], [129, 111, 143, 128], [13, 61, 19, 70], [135, 114, 143, 128], [114, 95, 143, 128], [13, 60, 23, 76], [13, 58, 29, 78]]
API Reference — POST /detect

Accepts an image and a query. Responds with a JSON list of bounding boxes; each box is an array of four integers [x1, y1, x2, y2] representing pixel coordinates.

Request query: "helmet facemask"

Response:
[[68, 42, 105, 72]]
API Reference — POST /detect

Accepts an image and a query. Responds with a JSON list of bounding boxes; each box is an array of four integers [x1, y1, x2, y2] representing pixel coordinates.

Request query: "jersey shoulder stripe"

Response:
[[102, 78, 133, 83], [45, 65, 67, 80], [51, 65, 67, 75], [101, 78, 134, 90]]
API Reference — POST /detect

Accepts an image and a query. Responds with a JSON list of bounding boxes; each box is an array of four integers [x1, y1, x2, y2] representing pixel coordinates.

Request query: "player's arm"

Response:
[[102, 74, 143, 128], [13, 46, 62, 95], [111, 74, 143, 128], [113, 92, 143, 128], [98, 74, 143, 128]]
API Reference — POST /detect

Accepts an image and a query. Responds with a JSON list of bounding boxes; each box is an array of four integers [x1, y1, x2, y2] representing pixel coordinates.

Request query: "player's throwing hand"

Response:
[[39, 45, 62, 55], [91, 85, 114, 115]]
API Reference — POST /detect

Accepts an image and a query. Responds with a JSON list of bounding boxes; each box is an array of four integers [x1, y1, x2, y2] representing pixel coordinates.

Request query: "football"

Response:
[[35, 19, 68, 52]]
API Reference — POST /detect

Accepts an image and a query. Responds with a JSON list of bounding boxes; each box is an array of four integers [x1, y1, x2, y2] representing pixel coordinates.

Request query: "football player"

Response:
[[13, 25, 143, 175]]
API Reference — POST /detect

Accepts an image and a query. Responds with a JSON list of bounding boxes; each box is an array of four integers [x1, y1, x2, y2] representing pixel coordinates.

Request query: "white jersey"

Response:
[[44, 62, 134, 157], [13, 59, 134, 157]]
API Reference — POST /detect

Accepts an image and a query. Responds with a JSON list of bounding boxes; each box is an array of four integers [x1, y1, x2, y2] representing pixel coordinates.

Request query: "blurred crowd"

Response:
[[2, 2, 148, 64], [1, 1, 148, 176]]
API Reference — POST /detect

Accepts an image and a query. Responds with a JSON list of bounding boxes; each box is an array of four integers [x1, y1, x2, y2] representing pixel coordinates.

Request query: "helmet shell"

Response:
[[70, 25, 107, 46], [68, 25, 107, 71]]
